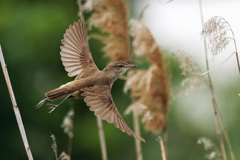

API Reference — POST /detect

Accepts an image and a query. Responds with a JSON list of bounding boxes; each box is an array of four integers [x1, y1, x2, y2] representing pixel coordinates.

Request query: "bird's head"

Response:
[[103, 61, 137, 79]]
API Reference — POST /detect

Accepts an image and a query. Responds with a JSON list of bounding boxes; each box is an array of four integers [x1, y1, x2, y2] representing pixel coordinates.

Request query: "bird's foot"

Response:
[[36, 98, 48, 109], [46, 104, 59, 113]]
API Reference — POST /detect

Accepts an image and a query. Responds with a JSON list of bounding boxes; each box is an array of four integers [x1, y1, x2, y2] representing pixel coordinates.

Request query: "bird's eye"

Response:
[[118, 65, 124, 68]]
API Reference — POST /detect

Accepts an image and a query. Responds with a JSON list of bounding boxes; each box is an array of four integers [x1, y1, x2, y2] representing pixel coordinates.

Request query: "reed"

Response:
[[201, 16, 240, 75], [0, 45, 34, 160], [199, 1, 229, 159], [125, 19, 171, 159]]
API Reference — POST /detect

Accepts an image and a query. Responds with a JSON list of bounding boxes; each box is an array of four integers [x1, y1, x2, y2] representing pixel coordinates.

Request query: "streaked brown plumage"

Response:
[[37, 20, 145, 143]]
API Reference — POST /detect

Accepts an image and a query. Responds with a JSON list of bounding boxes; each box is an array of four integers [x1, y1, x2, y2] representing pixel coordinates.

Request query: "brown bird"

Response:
[[36, 20, 145, 143]]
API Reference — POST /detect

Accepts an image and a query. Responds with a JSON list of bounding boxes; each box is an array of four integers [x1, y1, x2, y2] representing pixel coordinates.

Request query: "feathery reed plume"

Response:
[[197, 137, 221, 160], [126, 19, 171, 158], [170, 49, 208, 96], [0, 45, 34, 160], [201, 16, 240, 74], [59, 152, 71, 160], [82, 0, 93, 12], [199, 1, 229, 160], [61, 107, 74, 139], [129, 19, 170, 135], [124, 69, 152, 97], [83, 0, 130, 62], [61, 107, 74, 156], [202, 16, 232, 57]]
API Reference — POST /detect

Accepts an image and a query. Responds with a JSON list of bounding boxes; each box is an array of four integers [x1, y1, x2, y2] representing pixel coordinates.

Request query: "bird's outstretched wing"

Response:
[[81, 85, 145, 143], [60, 20, 99, 79]]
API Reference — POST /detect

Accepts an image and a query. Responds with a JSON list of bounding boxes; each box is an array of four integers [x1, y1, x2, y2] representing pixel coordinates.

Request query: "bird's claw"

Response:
[[36, 98, 48, 109], [46, 104, 59, 113]]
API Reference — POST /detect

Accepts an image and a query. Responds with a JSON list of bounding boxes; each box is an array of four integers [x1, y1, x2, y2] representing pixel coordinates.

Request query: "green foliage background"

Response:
[[1, 0, 240, 160]]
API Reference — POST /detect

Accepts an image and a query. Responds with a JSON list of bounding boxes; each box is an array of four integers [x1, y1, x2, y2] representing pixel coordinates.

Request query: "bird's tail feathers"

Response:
[[46, 87, 70, 101]]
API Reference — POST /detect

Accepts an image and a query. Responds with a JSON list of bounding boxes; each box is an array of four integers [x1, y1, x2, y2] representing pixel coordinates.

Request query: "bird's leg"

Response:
[[36, 98, 49, 109], [47, 95, 73, 113]]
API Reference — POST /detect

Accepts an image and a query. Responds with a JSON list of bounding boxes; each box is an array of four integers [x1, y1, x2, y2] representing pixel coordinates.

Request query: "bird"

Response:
[[36, 20, 145, 143]]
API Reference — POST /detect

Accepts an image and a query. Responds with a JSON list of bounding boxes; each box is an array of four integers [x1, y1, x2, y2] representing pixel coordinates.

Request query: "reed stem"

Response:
[[162, 128, 168, 160], [158, 136, 167, 160], [131, 90, 143, 160], [0, 45, 34, 160], [96, 117, 108, 160], [217, 107, 235, 160], [132, 110, 143, 160], [50, 134, 58, 160], [68, 136, 73, 157], [198, 1, 227, 160]]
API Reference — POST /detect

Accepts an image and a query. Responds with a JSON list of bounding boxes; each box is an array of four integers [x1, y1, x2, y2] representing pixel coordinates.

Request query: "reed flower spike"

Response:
[[170, 49, 208, 96]]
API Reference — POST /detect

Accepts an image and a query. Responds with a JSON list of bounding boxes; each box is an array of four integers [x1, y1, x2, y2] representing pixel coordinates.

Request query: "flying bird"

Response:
[[37, 20, 145, 143]]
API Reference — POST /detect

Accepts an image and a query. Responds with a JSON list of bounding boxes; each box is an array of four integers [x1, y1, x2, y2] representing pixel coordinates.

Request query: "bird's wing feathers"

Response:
[[60, 20, 99, 78], [81, 85, 145, 142]]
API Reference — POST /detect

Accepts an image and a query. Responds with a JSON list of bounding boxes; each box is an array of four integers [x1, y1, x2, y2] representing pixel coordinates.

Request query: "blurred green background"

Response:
[[1, 0, 240, 160]]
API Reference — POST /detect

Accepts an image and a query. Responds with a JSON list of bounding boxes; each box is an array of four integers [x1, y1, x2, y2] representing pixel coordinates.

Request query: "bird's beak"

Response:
[[125, 64, 138, 68]]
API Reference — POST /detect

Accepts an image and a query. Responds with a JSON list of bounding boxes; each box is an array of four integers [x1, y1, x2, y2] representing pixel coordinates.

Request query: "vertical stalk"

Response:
[[162, 128, 168, 160], [158, 136, 167, 160], [217, 107, 235, 160], [97, 117, 108, 160], [198, 1, 227, 160], [67, 106, 74, 158], [131, 91, 142, 160], [211, 98, 226, 160], [0, 45, 34, 160], [50, 134, 58, 160], [67, 136, 73, 157], [132, 110, 143, 160], [231, 32, 240, 75], [234, 51, 240, 75]]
